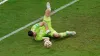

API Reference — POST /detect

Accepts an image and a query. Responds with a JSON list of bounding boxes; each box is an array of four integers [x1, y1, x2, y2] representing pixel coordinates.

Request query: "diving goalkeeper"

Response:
[[28, 2, 76, 48]]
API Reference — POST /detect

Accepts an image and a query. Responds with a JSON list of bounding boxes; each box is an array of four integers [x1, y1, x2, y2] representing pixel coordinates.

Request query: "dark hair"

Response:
[[28, 31, 33, 36]]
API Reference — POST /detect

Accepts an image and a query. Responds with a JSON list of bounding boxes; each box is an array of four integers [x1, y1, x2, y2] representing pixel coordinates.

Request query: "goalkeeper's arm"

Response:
[[31, 22, 50, 31], [40, 22, 51, 34]]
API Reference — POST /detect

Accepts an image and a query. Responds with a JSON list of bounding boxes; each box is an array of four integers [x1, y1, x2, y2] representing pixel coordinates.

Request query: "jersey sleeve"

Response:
[[35, 35, 43, 41], [31, 23, 40, 32]]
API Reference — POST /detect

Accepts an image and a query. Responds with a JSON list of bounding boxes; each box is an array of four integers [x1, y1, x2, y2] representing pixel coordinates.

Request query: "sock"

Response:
[[59, 32, 67, 38], [46, 2, 51, 11]]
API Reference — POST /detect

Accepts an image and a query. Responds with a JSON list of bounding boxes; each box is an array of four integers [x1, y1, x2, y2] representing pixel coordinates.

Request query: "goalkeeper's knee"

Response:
[[53, 33, 60, 38]]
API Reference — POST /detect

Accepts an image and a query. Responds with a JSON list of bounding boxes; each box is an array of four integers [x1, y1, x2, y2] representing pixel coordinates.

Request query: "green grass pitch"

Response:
[[0, 0, 100, 56], [0, 0, 3, 2]]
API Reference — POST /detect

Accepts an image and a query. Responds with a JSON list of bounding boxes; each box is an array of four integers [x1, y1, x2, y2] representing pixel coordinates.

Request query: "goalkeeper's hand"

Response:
[[43, 37, 52, 48]]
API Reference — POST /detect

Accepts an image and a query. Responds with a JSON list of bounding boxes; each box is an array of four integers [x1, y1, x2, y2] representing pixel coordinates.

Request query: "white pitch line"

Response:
[[0, 0, 79, 41], [0, 0, 8, 5]]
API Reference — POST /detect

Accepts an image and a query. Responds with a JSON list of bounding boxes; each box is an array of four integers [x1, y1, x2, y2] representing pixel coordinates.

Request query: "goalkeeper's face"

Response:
[[33, 32, 36, 37]]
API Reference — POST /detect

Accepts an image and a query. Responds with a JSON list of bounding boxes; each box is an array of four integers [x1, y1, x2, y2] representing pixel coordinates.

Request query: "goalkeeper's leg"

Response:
[[45, 2, 51, 17], [42, 2, 52, 32], [53, 31, 76, 38], [59, 31, 76, 38]]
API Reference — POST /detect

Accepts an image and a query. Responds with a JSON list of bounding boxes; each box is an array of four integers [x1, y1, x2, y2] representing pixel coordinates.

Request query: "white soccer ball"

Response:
[[44, 41, 52, 48]]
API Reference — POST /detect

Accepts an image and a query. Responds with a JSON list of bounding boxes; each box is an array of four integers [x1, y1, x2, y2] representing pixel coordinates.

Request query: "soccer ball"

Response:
[[44, 41, 52, 48]]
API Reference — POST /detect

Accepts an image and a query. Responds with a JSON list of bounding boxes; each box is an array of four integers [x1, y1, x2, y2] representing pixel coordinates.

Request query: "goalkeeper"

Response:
[[28, 2, 76, 47]]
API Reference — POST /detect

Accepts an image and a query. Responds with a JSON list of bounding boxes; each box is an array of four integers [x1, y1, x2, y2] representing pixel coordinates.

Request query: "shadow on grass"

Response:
[[50, 35, 77, 42]]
